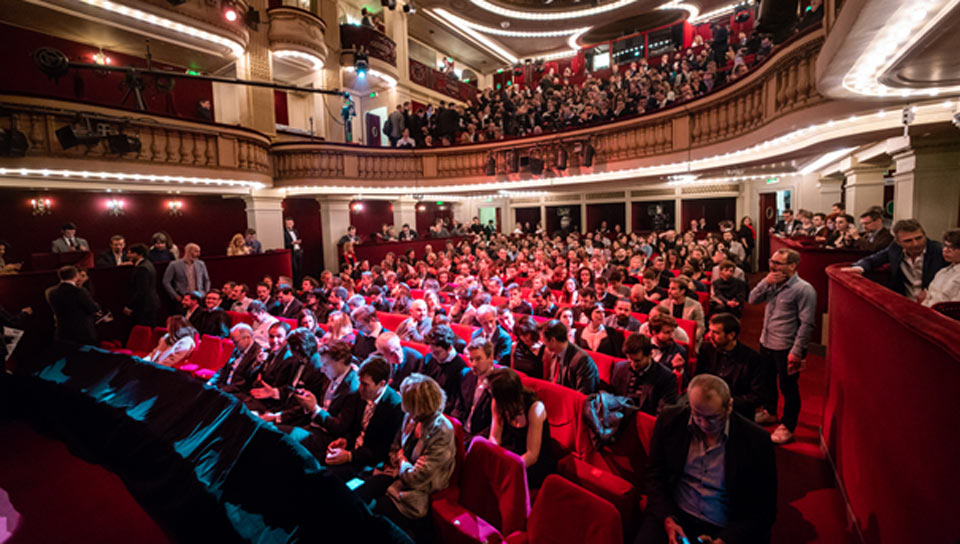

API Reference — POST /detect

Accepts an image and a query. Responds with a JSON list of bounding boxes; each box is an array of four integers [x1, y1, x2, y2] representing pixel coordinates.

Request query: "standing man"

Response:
[[387, 104, 404, 147], [852, 208, 894, 252], [46, 265, 100, 345], [162, 243, 210, 305], [749, 248, 816, 444], [51, 223, 89, 253], [844, 219, 946, 302], [283, 217, 303, 284], [95, 235, 129, 268], [123, 244, 160, 327]]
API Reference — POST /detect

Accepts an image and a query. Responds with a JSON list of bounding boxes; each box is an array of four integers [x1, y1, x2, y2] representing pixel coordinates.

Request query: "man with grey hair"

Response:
[[470, 303, 512, 366], [749, 248, 816, 445], [208, 323, 263, 394], [395, 299, 432, 342], [639, 373, 777, 544]]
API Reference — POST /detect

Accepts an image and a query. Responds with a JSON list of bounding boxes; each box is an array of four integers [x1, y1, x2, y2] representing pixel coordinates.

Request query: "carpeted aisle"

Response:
[[739, 276, 857, 544]]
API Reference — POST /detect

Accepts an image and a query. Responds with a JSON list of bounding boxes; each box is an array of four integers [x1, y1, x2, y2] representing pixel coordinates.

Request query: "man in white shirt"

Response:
[[51, 222, 89, 253], [922, 229, 960, 307]]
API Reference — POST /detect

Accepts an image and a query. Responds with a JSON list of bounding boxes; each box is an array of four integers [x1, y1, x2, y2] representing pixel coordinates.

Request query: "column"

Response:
[[394, 198, 417, 231], [239, 0, 276, 135], [892, 143, 960, 240], [384, 6, 410, 83], [624, 200, 633, 234], [817, 176, 843, 213], [318, 0, 343, 141], [842, 165, 886, 218], [318, 196, 353, 272], [580, 198, 587, 235], [243, 190, 285, 250]]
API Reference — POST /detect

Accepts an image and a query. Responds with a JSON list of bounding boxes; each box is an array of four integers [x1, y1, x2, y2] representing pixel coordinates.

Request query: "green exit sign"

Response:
[[766, 177, 780, 184], [436, 201, 444, 205]]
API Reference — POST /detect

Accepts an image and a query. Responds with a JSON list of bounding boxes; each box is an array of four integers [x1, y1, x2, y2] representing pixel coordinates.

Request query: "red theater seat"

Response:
[[218, 339, 235, 369], [226, 311, 254, 327], [432, 436, 531, 544], [101, 325, 153, 355], [377, 312, 407, 332], [432, 416, 466, 504], [590, 352, 622, 385], [450, 323, 477, 344], [401, 340, 431, 356], [932, 301, 960, 321], [178, 335, 222, 379], [504, 474, 623, 544]]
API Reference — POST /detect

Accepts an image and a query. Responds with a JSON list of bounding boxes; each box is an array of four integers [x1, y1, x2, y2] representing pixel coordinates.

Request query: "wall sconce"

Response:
[[167, 200, 183, 216], [351, 202, 364, 213], [417, 204, 426, 212], [31, 197, 53, 216], [107, 198, 125, 216]]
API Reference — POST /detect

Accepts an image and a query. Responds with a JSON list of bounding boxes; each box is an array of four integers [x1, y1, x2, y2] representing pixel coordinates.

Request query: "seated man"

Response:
[[452, 337, 500, 438], [604, 297, 643, 332], [541, 319, 599, 395], [246, 321, 294, 413], [854, 208, 894, 252], [247, 300, 278, 348], [506, 284, 533, 315], [207, 323, 263, 394], [648, 314, 688, 377], [375, 331, 423, 388], [608, 333, 678, 416], [709, 261, 748, 317], [658, 276, 705, 348], [531, 286, 559, 318], [696, 313, 764, 418], [922, 228, 960, 307], [471, 304, 512, 366], [352, 305, 388, 361], [259, 328, 330, 428], [844, 219, 947, 302], [325, 356, 405, 478], [195, 289, 231, 338], [595, 277, 619, 310], [395, 299, 432, 342], [287, 341, 362, 459], [573, 287, 598, 324], [638, 306, 690, 345], [639, 374, 776, 544], [275, 286, 305, 319], [420, 325, 467, 414]]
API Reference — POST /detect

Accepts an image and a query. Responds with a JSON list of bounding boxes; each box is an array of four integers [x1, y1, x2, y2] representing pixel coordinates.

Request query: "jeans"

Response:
[[760, 346, 801, 432]]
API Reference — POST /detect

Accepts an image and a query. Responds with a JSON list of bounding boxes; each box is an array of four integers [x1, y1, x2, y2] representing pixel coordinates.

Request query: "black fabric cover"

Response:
[[3, 338, 412, 544]]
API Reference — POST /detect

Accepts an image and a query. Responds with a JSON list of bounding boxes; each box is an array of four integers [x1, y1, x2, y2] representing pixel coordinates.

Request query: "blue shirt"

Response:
[[675, 418, 730, 527], [748, 273, 817, 357]]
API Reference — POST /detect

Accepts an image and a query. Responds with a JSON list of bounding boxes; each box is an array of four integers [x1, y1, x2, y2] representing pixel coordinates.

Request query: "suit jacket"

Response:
[[452, 367, 498, 436], [555, 343, 599, 394], [853, 239, 947, 296], [194, 308, 230, 338], [46, 282, 99, 345], [470, 326, 513, 366], [511, 341, 544, 379], [773, 219, 802, 236], [607, 360, 677, 416], [696, 341, 765, 417], [162, 258, 211, 301], [658, 297, 705, 344], [353, 328, 386, 361], [279, 352, 330, 426], [51, 236, 89, 253], [209, 343, 263, 392], [390, 346, 424, 389], [348, 385, 404, 468], [390, 413, 456, 519], [419, 353, 466, 415], [856, 228, 894, 253], [127, 259, 160, 323], [284, 228, 302, 253], [276, 297, 304, 319], [645, 405, 777, 543], [95, 249, 128, 268], [603, 314, 642, 332], [309, 369, 362, 439]]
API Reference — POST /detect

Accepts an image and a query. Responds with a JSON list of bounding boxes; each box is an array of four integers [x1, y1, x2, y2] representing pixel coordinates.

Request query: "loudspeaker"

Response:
[[529, 157, 544, 175], [581, 144, 594, 167], [107, 134, 142, 155], [0, 128, 27, 157]]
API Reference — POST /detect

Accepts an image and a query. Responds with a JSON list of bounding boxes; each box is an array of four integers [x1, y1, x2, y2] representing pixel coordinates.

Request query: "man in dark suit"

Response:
[[352, 305, 389, 360], [46, 265, 99, 345], [541, 319, 599, 394], [123, 244, 159, 327], [195, 289, 231, 338], [454, 337, 500, 437], [771, 210, 802, 236], [375, 331, 423, 389], [287, 341, 362, 458], [471, 304, 512, 366], [638, 374, 777, 544], [853, 208, 894, 252], [608, 333, 677, 417], [421, 325, 467, 415], [275, 286, 304, 319], [247, 321, 296, 412], [208, 323, 263, 394], [284, 217, 303, 283], [260, 328, 330, 428], [94, 235, 129, 268], [845, 218, 947, 301], [325, 356, 404, 477], [696, 313, 765, 418]]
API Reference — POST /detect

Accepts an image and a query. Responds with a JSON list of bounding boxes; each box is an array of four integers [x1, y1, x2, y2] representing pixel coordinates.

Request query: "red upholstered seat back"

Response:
[[591, 352, 622, 385], [126, 325, 153, 353], [191, 335, 222, 370], [677, 317, 697, 355], [376, 312, 407, 332], [696, 291, 710, 315], [518, 376, 588, 457], [449, 324, 476, 344], [459, 436, 531, 536], [218, 339, 235, 368], [490, 296, 508, 307], [526, 475, 622, 544], [226, 311, 254, 327], [581, 410, 657, 490], [150, 327, 167, 350], [401, 340, 430, 356], [932, 301, 960, 321]]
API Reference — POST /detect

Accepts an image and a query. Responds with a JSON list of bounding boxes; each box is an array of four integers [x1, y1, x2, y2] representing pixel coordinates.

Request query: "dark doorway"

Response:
[[546, 205, 581, 236], [759, 192, 778, 270], [586, 203, 626, 233], [632, 200, 675, 232], [515, 207, 542, 233]]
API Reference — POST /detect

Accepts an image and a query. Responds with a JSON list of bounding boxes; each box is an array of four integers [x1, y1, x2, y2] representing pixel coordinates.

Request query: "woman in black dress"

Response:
[[487, 368, 556, 488]]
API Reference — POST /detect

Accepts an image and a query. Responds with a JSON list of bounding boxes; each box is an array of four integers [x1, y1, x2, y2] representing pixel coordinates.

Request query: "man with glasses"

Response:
[[852, 208, 893, 252], [749, 248, 816, 444], [843, 219, 947, 302], [921, 229, 960, 307]]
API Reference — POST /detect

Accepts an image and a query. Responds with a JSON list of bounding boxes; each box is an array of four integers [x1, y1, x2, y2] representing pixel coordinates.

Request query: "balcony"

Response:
[[340, 24, 396, 67], [268, 6, 328, 75], [408, 59, 478, 104]]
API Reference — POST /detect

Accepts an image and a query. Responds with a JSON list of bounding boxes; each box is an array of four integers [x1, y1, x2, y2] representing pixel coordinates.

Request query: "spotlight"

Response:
[[403, 1, 416, 13], [952, 111, 960, 130], [485, 154, 496, 176], [380, 0, 396, 9], [107, 134, 142, 155], [244, 8, 260, 29], [354, 48, 369, 75], [529, 155, 544, 176], [55, 124, 100, 150], [0, 128, 28, 157], [223, 2, 239, 22]]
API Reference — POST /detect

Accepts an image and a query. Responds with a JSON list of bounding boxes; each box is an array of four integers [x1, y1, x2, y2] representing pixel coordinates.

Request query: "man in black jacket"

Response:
[[208, 323, 263, 394], [325, 356, 404, 478], [123, 243, 160, 326], [453, 337, 500, 437], [639, 374, 777, 544], [283, 217, 303, 283], [696, 313, 764, 418], [352, 305, 389, 361], [46, 265, 99, 345], [260, 328, 330, 428], [195, 290, 231, 338], [541, 319, 599, 394], [420, 325, 467, 415], [608, 333, 677, 416]]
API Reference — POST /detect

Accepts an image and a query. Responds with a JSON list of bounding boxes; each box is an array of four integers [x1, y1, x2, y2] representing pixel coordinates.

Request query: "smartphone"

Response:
[[679, 537, 692, 544], [345, 477, 365, 491]]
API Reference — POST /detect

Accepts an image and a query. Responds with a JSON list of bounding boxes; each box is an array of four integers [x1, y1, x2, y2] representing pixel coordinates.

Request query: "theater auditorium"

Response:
[[1, 0, 958, 541]]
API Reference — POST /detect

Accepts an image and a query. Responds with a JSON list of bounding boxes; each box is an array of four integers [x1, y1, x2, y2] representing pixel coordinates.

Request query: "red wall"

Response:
[[282, 197, 323, 275], [514, 207, 541, 230], [680, 197, 736, 231], [586, 203, 626, 233], [0, 189, 247, 268], [349, 200, 393, 241], [0, 23, 214, 122], [415, 202, 453, 234]]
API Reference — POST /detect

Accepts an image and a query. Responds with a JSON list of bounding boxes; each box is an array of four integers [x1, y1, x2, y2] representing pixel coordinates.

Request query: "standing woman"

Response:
[[488, 368, 556, 488]]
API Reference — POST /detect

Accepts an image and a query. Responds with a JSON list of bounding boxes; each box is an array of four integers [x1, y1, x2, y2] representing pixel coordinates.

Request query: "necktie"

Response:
[[67, 238, 74, 249], [465, 381, 485, 434], [355, 400, 376, 448]]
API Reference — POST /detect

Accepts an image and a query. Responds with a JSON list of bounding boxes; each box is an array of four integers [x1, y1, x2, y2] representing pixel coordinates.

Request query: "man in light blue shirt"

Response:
[[748, 248, 816, 445]]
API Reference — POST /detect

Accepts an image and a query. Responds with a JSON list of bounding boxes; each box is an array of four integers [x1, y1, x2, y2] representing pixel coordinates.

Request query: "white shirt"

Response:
[[901, 249, 926, 301], [287, 230, 301, 251], [922, 263, 960, 307]]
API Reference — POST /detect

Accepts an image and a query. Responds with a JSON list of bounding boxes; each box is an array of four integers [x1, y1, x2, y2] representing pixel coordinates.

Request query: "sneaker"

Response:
[[771, 425, 794, 444], [754, 409, 778, 425]]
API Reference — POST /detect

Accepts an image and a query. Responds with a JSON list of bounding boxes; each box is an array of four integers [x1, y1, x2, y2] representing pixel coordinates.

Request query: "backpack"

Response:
[[383, 117, 393, 136]]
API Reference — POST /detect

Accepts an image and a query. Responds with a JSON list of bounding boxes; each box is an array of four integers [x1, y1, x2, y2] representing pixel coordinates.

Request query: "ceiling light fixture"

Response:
[[343, 65, 397, 87], [0, 167, 265, 189], [467, 0, 637, 20]]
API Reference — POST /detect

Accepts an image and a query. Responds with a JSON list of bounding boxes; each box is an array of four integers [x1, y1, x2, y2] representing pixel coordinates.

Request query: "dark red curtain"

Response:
[[680, 197, 736, 231], [586, 203, 626, 233], [273, 91, 289, 126], [514, 207, 541, 231], [415, 202, 453, 234], [349, 200, 393, 241]]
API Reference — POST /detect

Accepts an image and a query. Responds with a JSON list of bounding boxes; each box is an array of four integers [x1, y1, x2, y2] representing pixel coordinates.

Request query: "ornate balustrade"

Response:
[[408, 59, 479, 104], [339, 24, 396, 66]]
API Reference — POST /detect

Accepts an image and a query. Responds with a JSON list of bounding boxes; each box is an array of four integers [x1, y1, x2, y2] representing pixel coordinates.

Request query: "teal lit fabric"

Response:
[[3, 341, 412, 544]]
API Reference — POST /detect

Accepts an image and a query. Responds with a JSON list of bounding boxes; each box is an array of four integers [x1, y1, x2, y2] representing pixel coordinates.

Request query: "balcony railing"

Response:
[[408, 59, 478, 103], [339, 24, 396, 67]]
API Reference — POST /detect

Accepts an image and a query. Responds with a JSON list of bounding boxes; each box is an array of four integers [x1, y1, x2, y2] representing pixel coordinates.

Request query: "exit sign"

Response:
[[765, 177, 780, 184]]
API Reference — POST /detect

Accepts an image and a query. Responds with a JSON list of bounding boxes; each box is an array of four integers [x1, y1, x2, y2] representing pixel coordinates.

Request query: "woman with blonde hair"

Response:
[[321, 310, 355, 345], [227, 233, 250, 256], [144, 315, 197, 367]]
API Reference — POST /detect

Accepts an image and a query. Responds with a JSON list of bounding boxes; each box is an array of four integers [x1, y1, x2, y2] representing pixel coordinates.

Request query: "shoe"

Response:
[[754, 409, 778, 425], [771, 425, 794, 444]]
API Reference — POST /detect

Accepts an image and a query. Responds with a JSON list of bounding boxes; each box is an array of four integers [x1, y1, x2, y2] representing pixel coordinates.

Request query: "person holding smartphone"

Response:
[[748, 248, 816, 445]]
